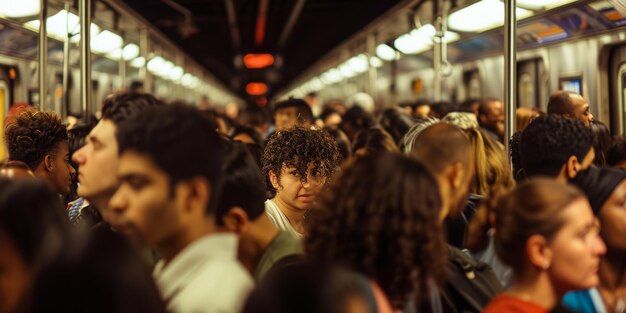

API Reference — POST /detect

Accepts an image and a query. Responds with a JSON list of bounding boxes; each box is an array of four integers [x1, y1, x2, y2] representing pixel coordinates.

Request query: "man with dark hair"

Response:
[[273, 98, 314, 132], [478, 99, 505, 142], [460, 98, 481, 116], [547, 90, 593, 127], [262, 127, 340, 238], [5, 111, 75, 195], [520, 114, 594, 182], [215, 142, 300, 282], [128, 81, 144, 94], [72, 93, 162, 225], [109, 105, 252, 313]]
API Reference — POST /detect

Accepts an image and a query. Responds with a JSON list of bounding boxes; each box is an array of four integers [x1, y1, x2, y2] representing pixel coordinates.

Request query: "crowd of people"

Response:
[[0, 88, 625, 313]]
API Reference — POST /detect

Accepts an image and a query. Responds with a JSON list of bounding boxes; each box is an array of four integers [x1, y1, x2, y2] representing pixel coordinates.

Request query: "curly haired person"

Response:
[[5, 111, 74, 195], [305, 153, 447, 310], [262, 127, 340, 239], [520, 115, 594, 182]]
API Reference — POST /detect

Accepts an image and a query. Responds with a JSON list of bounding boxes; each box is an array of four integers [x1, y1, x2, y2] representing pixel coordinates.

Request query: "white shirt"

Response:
[[153, 233, 253, 313], [264, 199, 303, 239]]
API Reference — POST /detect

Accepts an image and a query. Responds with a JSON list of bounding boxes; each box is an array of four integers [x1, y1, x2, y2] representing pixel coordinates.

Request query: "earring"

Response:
[[542, 263, 550, 270]]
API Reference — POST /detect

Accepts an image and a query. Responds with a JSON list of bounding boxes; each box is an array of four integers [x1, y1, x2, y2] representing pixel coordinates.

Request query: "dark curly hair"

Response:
[[262, 128, 340, 198], [116, 104, 224, 213], [520, 115, 593, 178], [304, 153, 447, 310], [509, 131, 525, 181], [5, 111, 68, 170]]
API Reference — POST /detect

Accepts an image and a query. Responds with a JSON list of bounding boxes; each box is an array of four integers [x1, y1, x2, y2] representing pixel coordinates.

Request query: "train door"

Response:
[[609, 45, 626, 135], [517, 58, 546, 109]]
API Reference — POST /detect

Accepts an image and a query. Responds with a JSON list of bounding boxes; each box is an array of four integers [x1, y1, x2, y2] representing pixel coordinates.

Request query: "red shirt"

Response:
[[484, 295, 549, 313]]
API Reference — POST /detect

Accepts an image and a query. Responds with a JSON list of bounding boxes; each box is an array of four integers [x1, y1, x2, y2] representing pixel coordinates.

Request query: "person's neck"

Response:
[[86, 191, 115, 213], [239, 215, 280, 273], [599, 249, 626, 306], [272, 197, 306, 232], [508, 271, 560, 310], [157, 218, 216, 265]]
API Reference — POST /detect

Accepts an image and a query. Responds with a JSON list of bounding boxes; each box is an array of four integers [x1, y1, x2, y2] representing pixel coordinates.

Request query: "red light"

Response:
[[246, 82, 268, 96], [243, 54, 274, 69]]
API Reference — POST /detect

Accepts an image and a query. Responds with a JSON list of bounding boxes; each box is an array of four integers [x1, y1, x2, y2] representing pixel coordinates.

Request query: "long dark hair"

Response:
[[305, 153, 447, 309]]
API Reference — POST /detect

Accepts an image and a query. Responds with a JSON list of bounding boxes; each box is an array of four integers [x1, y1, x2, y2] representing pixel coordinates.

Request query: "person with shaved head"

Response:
[[411, 122, 474, 220], [547, 91, 594, 127], [410, 122, 501, 312]]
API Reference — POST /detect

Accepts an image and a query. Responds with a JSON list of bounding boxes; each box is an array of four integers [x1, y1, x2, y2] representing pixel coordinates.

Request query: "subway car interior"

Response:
[[2, 0, 626, 313]]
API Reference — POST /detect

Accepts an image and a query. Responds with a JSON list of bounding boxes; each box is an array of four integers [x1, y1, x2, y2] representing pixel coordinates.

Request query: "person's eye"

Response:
[[126, 178, 148, 191]]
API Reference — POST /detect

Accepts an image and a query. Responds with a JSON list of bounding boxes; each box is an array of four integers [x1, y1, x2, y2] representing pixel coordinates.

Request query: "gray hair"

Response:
[[400, 117, 440, 155]]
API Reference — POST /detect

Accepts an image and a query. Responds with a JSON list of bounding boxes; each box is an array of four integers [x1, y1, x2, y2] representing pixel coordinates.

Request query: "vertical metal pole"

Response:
[[504, 0, 517, 162], [433, 18, 442, 102], [80, 0, 92, 120], [38, 0, 48, 111], [390, 55, 398, 106], [62, 1, 70, 119], [367, 33, 378, 104], [140, 28, 152, 93], [119, 36, 127, 91]]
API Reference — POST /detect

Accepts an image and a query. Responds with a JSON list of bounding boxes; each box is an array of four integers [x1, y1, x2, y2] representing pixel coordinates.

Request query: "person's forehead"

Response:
[[560, 198, 592, 227], [56, 140, 69, 152], [487, 100, 503, 109], [90, 119, 117, 141], [118, 150, 165, 178], [571, 94, 588, 107]]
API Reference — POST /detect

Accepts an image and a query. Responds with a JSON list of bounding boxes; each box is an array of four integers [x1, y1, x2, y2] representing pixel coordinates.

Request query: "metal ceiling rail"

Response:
[[103, 0, 240, 99], [277, 0, 422, 98]]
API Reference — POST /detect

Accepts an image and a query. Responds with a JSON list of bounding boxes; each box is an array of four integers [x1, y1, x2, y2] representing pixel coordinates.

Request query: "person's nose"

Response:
[[72, 146, 86, 165]]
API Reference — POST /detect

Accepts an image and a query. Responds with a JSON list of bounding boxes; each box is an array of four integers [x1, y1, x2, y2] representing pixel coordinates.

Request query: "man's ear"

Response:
[[181, 176, 211, 215], [526, 234, 552, 271], [43, 155, 54, 172], [221, 207, 250, 235], [565, 155, 580, 179], [269, 170, 280, 190], [448, 161, 465, 190]]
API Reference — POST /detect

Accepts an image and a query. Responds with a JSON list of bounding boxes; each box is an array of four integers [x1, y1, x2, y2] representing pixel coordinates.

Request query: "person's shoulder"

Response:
[[266, 230, 302, 262], [174, 261, 253, 313], [484, 294, 548, 313], [563, 289, 598, 313]]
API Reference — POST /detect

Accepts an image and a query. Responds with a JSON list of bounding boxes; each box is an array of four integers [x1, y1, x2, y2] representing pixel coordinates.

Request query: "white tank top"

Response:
[[264, 199, 303, 240]]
